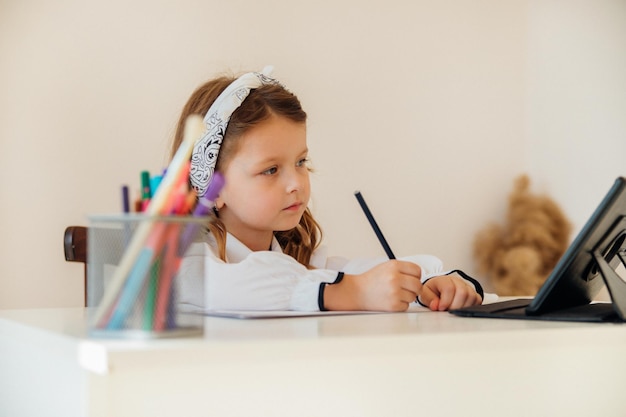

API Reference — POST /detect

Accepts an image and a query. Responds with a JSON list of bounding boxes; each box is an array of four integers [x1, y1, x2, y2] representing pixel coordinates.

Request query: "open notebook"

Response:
[[451, 177, 626, 323]]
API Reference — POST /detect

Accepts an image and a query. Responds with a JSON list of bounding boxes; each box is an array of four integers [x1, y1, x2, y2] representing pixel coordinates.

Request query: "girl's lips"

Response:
[[284, 202, 302, 211]]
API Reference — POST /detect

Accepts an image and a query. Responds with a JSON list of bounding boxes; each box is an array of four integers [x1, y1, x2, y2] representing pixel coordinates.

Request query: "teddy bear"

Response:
[[473, 175, 572, 296]]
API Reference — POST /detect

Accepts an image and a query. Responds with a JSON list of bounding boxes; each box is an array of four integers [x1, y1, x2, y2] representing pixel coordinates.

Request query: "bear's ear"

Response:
[[513, 174, 530, 193]]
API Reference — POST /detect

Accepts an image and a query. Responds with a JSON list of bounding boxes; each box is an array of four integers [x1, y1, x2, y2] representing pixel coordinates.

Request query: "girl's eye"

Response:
[[297, 158, 310, 168], [261, 167, 278, 175]]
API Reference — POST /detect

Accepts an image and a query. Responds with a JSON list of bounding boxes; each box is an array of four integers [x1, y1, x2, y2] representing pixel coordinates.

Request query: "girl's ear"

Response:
[[214, 196, 225, 210]]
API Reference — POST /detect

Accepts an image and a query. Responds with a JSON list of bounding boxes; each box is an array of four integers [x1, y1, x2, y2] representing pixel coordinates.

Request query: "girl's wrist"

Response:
[[320, 272, 359, 311]]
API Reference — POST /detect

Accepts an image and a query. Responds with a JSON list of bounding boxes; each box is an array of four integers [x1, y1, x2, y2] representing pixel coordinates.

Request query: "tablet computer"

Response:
[[450, 177, 626, 322]]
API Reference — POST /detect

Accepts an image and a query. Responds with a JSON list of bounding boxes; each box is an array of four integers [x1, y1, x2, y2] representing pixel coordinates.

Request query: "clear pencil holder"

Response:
[[86, 214, 208, 339]]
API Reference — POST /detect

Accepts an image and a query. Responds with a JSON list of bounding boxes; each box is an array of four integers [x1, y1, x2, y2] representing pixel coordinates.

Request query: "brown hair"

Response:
[[171, 74, 322, 267]]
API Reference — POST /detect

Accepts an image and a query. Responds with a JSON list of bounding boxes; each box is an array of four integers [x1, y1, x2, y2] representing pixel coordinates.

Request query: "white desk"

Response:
[[1, 307, 626, 417]]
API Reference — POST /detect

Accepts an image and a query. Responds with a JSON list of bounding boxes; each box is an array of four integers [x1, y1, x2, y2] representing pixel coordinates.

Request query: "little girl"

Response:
[[173, 67, 485, 312]]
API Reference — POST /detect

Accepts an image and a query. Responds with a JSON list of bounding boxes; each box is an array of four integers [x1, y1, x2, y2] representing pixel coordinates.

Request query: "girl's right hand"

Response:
[[323, 260, 427, 311]]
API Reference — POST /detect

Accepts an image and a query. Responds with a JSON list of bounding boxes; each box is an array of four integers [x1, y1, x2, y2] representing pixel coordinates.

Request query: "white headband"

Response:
[[190, 66, 280, 197]]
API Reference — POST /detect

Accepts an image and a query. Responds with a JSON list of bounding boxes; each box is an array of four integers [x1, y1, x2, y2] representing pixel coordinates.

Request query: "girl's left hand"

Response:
[[419, 274, 483, 311]]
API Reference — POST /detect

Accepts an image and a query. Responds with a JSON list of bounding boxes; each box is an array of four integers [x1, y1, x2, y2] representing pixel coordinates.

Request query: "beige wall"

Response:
[[0, 0, 624, 308]]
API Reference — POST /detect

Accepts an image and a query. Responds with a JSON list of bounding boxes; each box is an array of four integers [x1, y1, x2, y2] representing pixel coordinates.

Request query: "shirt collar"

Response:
[[223, 233, 283, 263]]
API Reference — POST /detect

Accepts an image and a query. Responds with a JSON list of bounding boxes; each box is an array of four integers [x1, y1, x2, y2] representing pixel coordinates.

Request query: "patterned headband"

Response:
[[190, 66, 280, 197]]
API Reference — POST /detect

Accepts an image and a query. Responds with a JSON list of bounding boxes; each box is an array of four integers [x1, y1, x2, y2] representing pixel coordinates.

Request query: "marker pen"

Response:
[[121, 185, 130, 214], [178, 172, 225, 255], [140, 170, 151, 211]]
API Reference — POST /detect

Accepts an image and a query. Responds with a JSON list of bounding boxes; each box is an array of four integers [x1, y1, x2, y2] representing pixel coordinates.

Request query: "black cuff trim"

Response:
[[318, 272, 345, 311], [446, 269, 484, 300], [318, 283, 328, 311]]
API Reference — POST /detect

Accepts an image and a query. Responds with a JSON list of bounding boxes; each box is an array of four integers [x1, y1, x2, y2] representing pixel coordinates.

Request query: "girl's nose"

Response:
[[285, 169, 306, 193]]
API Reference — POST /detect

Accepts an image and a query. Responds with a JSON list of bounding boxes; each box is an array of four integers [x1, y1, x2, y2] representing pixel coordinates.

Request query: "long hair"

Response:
[[171, 74, 322, 267]]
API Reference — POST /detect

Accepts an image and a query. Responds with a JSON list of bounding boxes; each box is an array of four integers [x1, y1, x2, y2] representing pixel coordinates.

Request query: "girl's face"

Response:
[[216, 114, 310, 251]]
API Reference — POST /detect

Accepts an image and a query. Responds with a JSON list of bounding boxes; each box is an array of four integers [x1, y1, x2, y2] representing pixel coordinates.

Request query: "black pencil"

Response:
[[354, 191, 396, 259]]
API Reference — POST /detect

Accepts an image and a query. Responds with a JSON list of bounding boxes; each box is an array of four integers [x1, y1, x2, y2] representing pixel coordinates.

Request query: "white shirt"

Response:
[[176, 231, 462, 312]]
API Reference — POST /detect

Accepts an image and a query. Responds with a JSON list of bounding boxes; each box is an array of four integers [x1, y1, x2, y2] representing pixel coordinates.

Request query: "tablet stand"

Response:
[[592, 250, 626, 320], [592, 216, 626, 321]]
